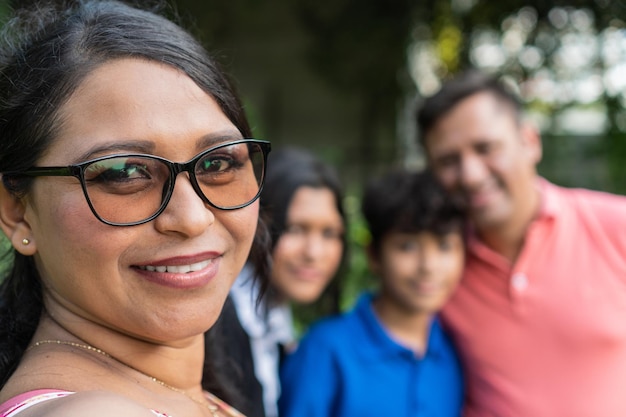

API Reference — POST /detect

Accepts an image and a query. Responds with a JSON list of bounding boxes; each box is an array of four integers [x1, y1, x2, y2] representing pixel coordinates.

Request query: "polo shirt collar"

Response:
[[354, 292, 446, 362], [536, 177, 559, 221]]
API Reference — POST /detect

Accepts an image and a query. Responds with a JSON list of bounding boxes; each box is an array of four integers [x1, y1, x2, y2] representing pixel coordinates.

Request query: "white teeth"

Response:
[[174, 265, 191, 274], [140, 260, 211, 273]]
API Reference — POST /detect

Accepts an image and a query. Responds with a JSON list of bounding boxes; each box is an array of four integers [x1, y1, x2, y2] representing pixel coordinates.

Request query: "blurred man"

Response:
[[417, 70, 626, 417]]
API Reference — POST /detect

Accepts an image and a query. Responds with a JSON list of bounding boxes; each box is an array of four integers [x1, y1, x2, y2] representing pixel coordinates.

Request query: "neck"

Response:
[[36, 309, 206, 393], [479, 226, 526, 264], [372, 295, 432, 355]]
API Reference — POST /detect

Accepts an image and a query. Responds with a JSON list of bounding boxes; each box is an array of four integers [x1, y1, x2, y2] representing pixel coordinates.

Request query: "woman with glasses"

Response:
[[0, 1, 269, 417]]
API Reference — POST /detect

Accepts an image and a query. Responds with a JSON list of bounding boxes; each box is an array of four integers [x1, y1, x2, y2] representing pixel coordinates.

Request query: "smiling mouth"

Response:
[[137, 259, 213, 274]]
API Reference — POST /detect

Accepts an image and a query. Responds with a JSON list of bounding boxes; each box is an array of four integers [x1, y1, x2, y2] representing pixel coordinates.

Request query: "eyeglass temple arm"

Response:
[[6, 166, 77, 177]]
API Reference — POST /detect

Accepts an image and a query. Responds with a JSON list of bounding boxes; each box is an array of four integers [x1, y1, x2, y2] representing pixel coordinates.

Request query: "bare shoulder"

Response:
[[15, 390, 157, 417]]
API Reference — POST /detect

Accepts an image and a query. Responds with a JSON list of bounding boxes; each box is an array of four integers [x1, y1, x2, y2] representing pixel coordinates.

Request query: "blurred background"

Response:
[[163, 0, 625, 195], [1, 0, 625, 312]]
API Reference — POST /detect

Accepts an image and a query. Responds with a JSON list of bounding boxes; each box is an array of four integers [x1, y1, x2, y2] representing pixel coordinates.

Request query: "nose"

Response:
[[153, 173, 215, 237], [459, 153, 488, 189], [303, 233, 326, 261], [417, 242, 436, 276]]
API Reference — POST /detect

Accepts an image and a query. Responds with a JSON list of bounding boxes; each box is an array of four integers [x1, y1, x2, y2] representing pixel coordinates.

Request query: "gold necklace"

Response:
[[28, 339, 220, 417]]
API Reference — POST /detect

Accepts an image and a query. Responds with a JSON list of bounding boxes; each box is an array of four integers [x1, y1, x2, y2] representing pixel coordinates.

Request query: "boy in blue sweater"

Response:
[[279, 169, 465, 417]]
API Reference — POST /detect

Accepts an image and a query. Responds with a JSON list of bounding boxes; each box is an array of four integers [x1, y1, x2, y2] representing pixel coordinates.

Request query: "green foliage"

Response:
[[0, 1, 9, 18], [338, 193, 377, 312], [432, 0, 463, 74], [539, 132, 626, 196], [0, 233, 12, 284], [600, 132, 626, 195], [295, 0, 414, 100]]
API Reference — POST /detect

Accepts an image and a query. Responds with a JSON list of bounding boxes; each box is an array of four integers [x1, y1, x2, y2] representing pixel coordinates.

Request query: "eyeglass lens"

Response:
[[82, 142, 265, 225]]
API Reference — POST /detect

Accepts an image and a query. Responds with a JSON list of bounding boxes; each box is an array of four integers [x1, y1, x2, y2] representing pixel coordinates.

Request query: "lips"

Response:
[[133, 253, 222, 289], [413, 280, 441, 293], [291, 266, 326, 282]]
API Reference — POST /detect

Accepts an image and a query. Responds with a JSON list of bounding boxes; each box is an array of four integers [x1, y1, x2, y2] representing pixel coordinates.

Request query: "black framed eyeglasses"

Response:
[[5, 139, 271, 226]]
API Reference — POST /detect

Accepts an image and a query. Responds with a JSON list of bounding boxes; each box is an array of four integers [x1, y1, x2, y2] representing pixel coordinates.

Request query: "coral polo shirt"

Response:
[[442, 179, 626, 417]]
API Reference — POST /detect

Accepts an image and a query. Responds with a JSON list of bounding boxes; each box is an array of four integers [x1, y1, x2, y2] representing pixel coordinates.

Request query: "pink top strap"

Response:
[[0, 390, 171, 417], [0, 390, 73, 417]]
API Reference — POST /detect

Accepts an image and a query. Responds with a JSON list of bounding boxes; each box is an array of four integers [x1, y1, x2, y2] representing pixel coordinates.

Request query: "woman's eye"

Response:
[[397, 241, 417, 251], [86, 161, 150, 183], [198, 156, 236, 173], [284, 224, 305, 235], [322, 228, 343, 240]]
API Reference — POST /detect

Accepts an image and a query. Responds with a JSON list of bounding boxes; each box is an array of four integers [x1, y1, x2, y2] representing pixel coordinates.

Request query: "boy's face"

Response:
[[371, 230, 464, 316]]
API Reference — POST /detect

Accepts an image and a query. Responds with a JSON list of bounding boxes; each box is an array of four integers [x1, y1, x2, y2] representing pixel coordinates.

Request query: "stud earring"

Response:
[[22, 238, 30, 245]]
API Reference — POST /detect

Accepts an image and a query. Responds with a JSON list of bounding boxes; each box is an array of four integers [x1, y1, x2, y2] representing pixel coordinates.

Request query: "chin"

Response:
[[471, 209, 508, 229], [288, 291, 323, 305]]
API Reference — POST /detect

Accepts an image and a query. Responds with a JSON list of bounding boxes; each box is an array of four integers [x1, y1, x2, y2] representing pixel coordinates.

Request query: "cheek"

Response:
[[433, 167, 458, 192], [498, 153, 533, 189], [322, 240, 343, 273], [219, 203, 259, 260], [272, 235, 299, 263], [28, 186, 110, 256], [387, 251, 419, 277], [27, 190, 130, 295], [441, 252, 464, 287], [268, 241, 295, 295], [270, 239, 294, 289]]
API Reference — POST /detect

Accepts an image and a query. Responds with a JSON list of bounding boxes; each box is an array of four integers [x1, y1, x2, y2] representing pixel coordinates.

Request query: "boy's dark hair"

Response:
[[416, 70, 522, 145], [361, 169, 464, 254]]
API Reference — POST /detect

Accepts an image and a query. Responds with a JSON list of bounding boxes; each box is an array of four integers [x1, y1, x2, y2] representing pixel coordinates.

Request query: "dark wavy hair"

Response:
[[0, 0, 270, 398]]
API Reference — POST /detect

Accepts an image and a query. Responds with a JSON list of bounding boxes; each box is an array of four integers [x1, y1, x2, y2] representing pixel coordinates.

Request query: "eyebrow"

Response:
[[75, 140, 155, 162], [74, 130, 244, 163], [196, 131, 244, 150]]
